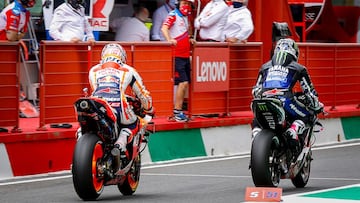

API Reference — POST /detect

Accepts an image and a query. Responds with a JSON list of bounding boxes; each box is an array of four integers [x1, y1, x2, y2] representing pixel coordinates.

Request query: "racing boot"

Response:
[[285, 120, 305, 159], [111, 129, 131, 169]]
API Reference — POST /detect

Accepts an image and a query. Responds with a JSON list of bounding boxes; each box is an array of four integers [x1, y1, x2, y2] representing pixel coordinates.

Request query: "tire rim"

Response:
[[269, 149, 280, 187], [92, 142, 104, 192], [300, 157, 311, 182], [127, 156, 140, 190]]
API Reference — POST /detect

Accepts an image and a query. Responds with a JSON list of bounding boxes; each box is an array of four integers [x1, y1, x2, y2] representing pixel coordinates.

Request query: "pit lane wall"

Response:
[[144, 116, 360, 163], [1, 116, 359, 180]]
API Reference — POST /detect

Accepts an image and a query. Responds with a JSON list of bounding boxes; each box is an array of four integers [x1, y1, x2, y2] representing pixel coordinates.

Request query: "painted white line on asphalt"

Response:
[[142, 154, 250, 169], [281, 196, 360, 203], [142, 173, 250, 179], [1, 141, 359, 186], [0, 175, 72, 186], [283, 183, 360, 197], [279, 184, 360, 203], [313, 141, 360, 151]]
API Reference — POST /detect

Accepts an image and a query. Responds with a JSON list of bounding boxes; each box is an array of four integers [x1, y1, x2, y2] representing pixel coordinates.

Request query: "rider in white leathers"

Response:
[[88, 43, 154, 158]]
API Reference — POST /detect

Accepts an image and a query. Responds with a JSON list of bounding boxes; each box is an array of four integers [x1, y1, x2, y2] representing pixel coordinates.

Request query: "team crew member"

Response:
[[111, 6, 150, 42], [194, 0, 229, 42], [161, 0, 194, 122], [49, 0, 94, 42], [222, 0, 253, 43], [151, 0, 176, 41], [0, 0, 35, 41]]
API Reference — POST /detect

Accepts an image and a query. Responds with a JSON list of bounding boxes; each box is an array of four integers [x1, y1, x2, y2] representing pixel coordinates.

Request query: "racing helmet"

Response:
[[20, 0, 36, 8], [273, 38, 299, 61], [101, 43, 127, 64], [66, 0, 84, 9]]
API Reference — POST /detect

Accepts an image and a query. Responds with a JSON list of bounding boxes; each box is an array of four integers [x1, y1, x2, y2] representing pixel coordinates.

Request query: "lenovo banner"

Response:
[[192, 47, 230, 92]]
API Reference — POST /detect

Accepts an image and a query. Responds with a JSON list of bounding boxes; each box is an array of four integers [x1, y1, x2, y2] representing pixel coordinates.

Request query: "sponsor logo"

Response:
[[196, 56, 227, 82], [290, 103, 306, 117], [258, 103, 268, 111], [89, 0, 114, 31]]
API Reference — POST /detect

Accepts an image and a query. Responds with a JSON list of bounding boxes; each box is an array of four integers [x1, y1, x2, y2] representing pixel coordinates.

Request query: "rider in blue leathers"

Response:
[[251, 38, 323, 154]]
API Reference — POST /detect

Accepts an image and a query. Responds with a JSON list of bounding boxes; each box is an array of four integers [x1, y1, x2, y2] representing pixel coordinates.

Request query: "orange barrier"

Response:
[[89, 42, 174, 117], [39, 41, 174, 129], [299, 43, 360, 109], [39, 42, 90, 129], [189, 42, 263, 116], [0, 42, 20, 132], [228, 43, 264, 112], [26, 42, 360, 130]]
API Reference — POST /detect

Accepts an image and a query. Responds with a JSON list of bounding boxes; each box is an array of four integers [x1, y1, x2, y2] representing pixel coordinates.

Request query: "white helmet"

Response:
[[101, 43, 127, 64]]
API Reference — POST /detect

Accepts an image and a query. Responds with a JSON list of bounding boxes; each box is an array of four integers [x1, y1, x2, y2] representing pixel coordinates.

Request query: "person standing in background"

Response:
[[0, 0, 36, 41], [111, 6, 150, 42], [222, 0, 253, 43], [49, 0, 95, 43], [151, 0, 176, 41], [194, 0, 229, 42], [161, 0, 194, 122]]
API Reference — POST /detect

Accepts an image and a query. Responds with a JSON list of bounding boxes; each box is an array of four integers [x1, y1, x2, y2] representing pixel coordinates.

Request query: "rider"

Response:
[[251, 38, 323, 155], [88, 43, 154, 160]]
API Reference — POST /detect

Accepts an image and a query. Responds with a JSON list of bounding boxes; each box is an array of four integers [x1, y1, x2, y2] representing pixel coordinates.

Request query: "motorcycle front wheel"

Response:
[[118, 154, 141, 195], [72, 133, 104, 200], [250, 129, 281, 187]]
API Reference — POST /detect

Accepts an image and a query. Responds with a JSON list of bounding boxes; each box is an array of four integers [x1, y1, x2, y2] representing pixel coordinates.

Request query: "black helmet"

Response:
[[271, 38, 299, 66], [274, 38, 299, 61], [66, 0, 84, 9]]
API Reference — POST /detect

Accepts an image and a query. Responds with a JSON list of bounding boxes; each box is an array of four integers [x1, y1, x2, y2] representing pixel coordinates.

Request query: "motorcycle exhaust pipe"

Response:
[[111, 148, 121, 171]]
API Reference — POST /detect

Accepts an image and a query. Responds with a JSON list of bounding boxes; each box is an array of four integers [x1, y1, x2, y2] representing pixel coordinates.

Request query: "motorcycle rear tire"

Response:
[[72, 133, 104, 200], [250, 129, 281, 187], [118, 154, 141, 195]]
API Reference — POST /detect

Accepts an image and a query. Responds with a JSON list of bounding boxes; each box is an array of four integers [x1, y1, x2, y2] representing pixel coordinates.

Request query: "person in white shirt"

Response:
[[111, 6, 150, 42], [150, 0, 175, 41], [49, 0, 94, 43], [194, 0, 229, 42], [222, 0, 253, 43]]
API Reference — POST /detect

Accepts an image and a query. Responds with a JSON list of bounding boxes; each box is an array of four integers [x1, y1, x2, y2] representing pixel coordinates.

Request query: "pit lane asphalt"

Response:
[[1, 141, 359, 203]]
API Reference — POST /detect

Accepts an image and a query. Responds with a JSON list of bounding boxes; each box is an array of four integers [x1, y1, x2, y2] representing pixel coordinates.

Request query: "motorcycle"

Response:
[[72, 89, 155, 201], [249, 89, 323, 188]]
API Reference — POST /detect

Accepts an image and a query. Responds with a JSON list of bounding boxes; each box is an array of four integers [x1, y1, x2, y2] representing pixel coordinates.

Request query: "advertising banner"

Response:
[[192, 47, 229, 92]]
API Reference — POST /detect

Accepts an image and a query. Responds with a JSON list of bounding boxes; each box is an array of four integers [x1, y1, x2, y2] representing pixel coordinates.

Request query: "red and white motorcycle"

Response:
[[72, 89, 154, 200]]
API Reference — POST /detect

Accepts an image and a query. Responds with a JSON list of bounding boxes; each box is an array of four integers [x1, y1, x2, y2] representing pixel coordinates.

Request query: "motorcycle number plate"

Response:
[[244, 187, 282, 202]]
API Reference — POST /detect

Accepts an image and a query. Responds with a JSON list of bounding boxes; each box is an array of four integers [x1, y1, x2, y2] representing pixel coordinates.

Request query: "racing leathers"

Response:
[[88, 60, 153, 153], [252, 54, 323, 151]]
